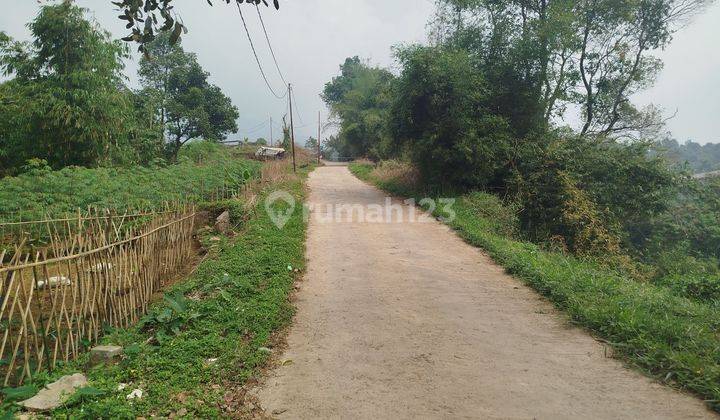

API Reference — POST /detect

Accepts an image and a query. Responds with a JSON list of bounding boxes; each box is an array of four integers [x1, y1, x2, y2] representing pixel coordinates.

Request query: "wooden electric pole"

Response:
[[270, 116, 273, 147], [288, 83, 297, 173], [317, 111, 321, 165]]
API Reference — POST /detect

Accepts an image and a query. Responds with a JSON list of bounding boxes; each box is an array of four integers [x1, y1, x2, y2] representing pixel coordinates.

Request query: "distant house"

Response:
[[255, 146, 286, 160]]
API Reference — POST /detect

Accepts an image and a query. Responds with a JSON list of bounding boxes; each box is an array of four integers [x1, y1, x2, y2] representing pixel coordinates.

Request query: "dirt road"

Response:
[[257, 166, 713, 419]]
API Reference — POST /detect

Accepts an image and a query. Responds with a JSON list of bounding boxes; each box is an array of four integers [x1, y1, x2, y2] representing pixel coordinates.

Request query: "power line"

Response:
[[236, 2, 287, 100], [290, 87, 306, 126], [255, 4, 287, 86], [245, 123, 270, 136], [239, 119, 269, 133]]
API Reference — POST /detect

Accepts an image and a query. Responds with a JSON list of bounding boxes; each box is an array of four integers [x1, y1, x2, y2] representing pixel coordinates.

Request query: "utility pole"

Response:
[[270, 116, 273, 147], [317, 111, 321, 165], [288, 83, 297, 173]]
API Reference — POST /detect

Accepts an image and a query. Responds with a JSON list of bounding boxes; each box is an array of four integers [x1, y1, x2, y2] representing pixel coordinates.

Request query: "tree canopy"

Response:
[[432, 0, 709, 138], [0, 2, 162, 174], [0, 2, 242, 174], [139, 33, 239, 160], [655, 137, 720, 173], [323, 0, 720, 275], [321, 57, 394, 159]]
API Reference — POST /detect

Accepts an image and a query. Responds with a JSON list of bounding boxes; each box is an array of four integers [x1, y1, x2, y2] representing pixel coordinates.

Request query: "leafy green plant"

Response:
[[140, 292, 201, 344], [0, 143, 259, 222], [1, 385, 37, 402], [656, 275, 720, 303], [70, 387, 106, 403]]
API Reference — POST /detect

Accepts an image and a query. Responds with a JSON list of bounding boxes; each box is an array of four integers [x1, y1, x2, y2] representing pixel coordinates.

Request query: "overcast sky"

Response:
[[1, 0, 718, 145]]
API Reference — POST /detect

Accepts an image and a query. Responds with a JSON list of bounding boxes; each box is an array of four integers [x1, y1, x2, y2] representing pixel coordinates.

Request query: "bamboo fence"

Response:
[[0, 207, 197, 386]]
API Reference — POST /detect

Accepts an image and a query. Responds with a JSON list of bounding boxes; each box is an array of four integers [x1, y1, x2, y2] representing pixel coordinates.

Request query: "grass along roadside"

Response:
[[349, 162, 720, 412], [1, 162, 311, 419]]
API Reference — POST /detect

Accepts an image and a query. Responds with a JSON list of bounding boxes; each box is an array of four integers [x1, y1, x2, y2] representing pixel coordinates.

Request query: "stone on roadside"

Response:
[[19, 373, 88, 412], [215, 210, 231, 234], [89, 345, 123, 366]]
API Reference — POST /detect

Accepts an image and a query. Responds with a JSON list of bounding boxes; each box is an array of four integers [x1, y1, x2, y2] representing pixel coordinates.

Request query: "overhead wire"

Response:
[[239, 119, 270, 133], [245, 123, 270, 136], [236, 2, 287, 100], [255, 3, 287, 86], [290, 87, 306, 127], [235, 1, 303, 146]]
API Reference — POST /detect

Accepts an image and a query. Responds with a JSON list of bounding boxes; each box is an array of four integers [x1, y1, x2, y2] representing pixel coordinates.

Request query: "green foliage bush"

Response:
[[0, 143, 260, 222], [656, 275, 720, 303], [389, 46, 513, 190], [0, 3, 164, 175], [139, 292, 201, 345]]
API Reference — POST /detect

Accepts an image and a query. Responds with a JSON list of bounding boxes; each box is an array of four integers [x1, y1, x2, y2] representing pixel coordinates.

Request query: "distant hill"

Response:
[[655, 138, 720, 173]]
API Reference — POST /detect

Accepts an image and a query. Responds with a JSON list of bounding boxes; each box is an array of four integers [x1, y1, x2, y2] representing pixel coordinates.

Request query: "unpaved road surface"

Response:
[[257, 166, 713, 419]]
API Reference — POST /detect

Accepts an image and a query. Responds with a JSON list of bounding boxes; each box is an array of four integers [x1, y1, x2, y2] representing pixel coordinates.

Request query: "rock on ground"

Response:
[[89, 345, 123, 366], [215, 210, 231, 234], [19, 373, 87, 412]]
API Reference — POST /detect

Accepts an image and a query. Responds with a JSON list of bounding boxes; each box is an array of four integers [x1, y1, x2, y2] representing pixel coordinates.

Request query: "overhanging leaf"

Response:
[[1, 385, 38, 402]]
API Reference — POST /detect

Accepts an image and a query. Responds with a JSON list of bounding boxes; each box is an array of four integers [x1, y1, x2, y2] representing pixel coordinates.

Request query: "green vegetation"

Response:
[[325, 0, 720, 310], [0, 3, 156, 174], [0, 2, 239, 176], [1, 163, 309, 419], [655, 138, 720, 173], [350, 162, 720, 411], [138, 33, 239, 161], [322, 57, 394, 160], [0, 143, 259, 222]]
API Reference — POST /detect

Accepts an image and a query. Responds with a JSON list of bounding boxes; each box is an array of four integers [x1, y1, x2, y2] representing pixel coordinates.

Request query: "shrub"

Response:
[[656, 274, 720, 302], [389, 46, 513, 190]]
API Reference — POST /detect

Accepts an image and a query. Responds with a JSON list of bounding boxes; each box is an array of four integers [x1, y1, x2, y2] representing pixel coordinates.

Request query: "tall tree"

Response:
[[139, 33, 239, 160], [0, 2, 154, 174], [432, 0, 709, 138], [389, 46, 513, 189], [322, 57, 395, 159]]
